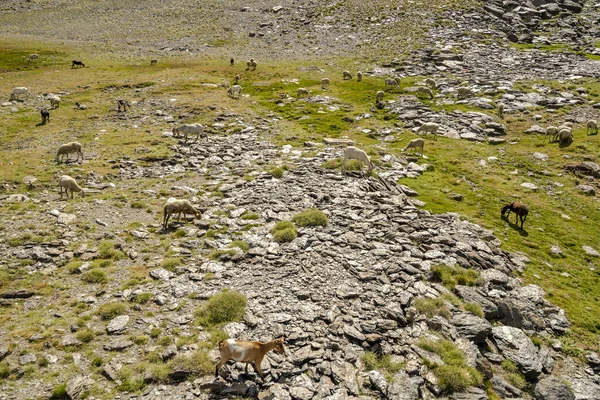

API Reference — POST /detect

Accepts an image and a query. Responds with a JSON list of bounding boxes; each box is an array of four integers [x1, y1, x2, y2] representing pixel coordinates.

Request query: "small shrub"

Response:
[[464, 303, 484, 318], [240, 212, 259, 220], [195, 289, 247, 328], [92, 356, 103, 367], [149, 328, 162, 338], [157, 336, 172, 346], [131, 201, 146, 209], [97, 302, 128, 320], [98, 241, 125, 260], [132, 293, 152, 304], [414, 297, 451, 319], [38, 357, 49, 367], [228, 240, 249, 252], [160, 257, 182, 271], [361, 352, 403, 374], [270, 221, 298, 243], [292, 208, 328, 227], [270, 167, 284, 179], [208, 249, 237, 260], [168, 350, 213, 376], [81, 269, 107, 284], [431, 265, 480, 289], [76, 329, 95, 343], [173, 229, 186, 238], [134, 335, 149, 345], [50, 383, 68, 399]]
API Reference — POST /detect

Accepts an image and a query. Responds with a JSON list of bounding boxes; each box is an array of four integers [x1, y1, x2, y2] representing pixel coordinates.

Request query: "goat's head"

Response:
[[273, 337, 285, 355]]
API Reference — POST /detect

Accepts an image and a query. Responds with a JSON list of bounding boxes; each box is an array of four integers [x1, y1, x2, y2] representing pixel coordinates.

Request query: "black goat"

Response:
[[501, 201, 528, 229], [40, 108, 50, 124], [71, 60, 85, 68]]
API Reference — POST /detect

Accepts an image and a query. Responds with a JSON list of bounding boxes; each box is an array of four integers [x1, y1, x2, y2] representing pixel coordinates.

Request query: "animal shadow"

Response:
[[501, 216, 529, 236]]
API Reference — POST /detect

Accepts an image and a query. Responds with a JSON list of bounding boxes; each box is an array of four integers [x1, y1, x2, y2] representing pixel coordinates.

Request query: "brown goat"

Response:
[[215, 338, 285, 382], [501, 201, 528, 229]]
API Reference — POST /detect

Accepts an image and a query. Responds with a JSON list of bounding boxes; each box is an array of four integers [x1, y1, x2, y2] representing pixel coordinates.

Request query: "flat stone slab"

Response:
[[323, 138, 354, 145]]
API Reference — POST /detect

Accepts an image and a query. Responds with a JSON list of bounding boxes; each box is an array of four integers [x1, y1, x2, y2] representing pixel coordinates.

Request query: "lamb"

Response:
[[457, 87, 473, 99], [297, 88, 309, 98], [424, 78, 436, 89], [341, 146, 373, 175], [71, 60, 85, 68], [587, 119, 598, 135], [75, 102, 87, 110], [150, 59, 157, 66], [10, 87, 29, 101], [416, 87, 434, 99], [163, 198, 201, 229], [417, 122, 440, 141], [228, 84, 243, 99], [246, 58, 257, 71], [40, 108, 50, 124], [215, 338, 285, 382], [376, 91, 384, 103], [343, 70, 352, 80], [172, 123, 204, 143], [501, 201, 528, 229], [28, 54, 39, 62], [321, 78, 330, 90], [545, 126, 558, 143], [558, 128, 574, 145], [56, 142, 83, 163], [234, 74, 240, 84], [402, 138, 424, 155], [117, 99, 130, 112], [384, 77, 400, 90], [58, 175, 85, 199], [49, 94, 61, 109], [497, 103, 504, 119], [357, 71, 363, 82]]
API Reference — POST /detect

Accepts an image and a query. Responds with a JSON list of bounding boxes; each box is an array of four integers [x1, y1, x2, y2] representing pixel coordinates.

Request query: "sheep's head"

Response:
[[273, 337, 285, 355], [80, 189, 86, 198]]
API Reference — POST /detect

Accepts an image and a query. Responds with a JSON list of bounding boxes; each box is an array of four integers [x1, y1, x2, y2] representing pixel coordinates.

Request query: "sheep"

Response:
[[497, 103, 504, 119], [384, 77, 400, 90], [163, 198, 201, 229], [215, 337, 285, 382], [150, 59, 157, 66], [545, 126, 559, 143], [402, 138, 424, 155], [457, 87, 474, 99], [246, 58, 256, 71], [228, 85, 243, 99], [75, 102, 87, 110], [416, 87, 434, 99], [58, 175, 85, 199], [234, 74, 240, 84], [10, 87, 29, 101], [417, 122, 440, 141], [501, 201, 528, 229], [424, 78, 436, 89], [230, 58, 234, 66], [71, 60, 85, 68], [49, 94, 61, 109], [357, 71, 363, 82], [376, 91, 384, 103], [297, 88, 309, 98], [56, 142, 83, 163], [172, 123, 204, 143], [558, 128, 574, 145], [341, 146, 373, 175], [40, 108, 50, 124], [321, 78, 330, 90], [117, 99, 130, 112], [28, 54, 39, 62], [343, 70, 352, 80], [587, 119, 598, 135]]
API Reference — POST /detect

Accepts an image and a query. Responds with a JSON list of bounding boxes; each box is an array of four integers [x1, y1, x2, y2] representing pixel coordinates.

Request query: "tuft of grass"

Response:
[[98, 240, 125, 260], [463, 303, 484, 318], [50, 383, 68, 399], [97, 302, 128, 320], [292, 208, 329, 227], [270, 221, 298, 243], [81, 269, 108, 284], [134, 335, 149, 345], [132, 293, 152, 304], [361, 352, 404, 380], [0, 363, 10, 379], [270, 167, 284, 179], [130, 201, 146, 209], [149, 328, 162, 339], [195, 289, 247, 328], [160, 257, 182, 271], [414, 296, 452, 319], [502, 360, 527, 389], [92, 356, 103, 367], [228, 240, 249, 252], [168, 349, 213, 376], [240, 212, 259, 220], [172, 229, 186, 238], [431, 265, 480, 290], [75, 329, 95, 343]]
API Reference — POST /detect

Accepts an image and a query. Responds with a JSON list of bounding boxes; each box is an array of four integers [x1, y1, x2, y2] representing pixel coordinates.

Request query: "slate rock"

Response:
[[106, 315, 130, 334], [450, 312, 492, 344], [534, 376, 575, 400], [492, 326, 543, 379], [66, 375, 94, 400]]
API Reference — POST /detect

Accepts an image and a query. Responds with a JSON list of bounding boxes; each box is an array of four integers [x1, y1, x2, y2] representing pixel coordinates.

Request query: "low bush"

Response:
[[270, 221, 297, 243], [195, 289, 247, 328], [292, 208, 328, 227]]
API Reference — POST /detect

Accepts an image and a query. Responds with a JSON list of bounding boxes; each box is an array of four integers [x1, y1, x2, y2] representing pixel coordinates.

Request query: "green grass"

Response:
[[98, 241, 125, 260], [270, 221, 298, 243], [50, 383, 68, 399], [414, 293, 482, 319], [228, 240, 249, 252], [97, 302, 128, 320], [292, 208, 329, 227], [75, 329, 95, 343], [270, 166, 285, 179], [81, 269, 108, 284], [0, 363, 10, 379], [431, 265, 481, 290], [132, 293, 152, 304], [160, 257, 182, 271], [195, 289, 247, 328], [361, 352, 404, 381]]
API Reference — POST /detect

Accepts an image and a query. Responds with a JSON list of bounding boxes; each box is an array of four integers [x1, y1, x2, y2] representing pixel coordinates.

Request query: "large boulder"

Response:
[[450, 312, 492, 344], [534, 376, 575, 400], [492, 326, 543, 379]]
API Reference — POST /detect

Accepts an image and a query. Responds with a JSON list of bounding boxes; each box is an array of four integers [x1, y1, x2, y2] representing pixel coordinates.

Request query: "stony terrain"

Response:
[[1, 0, 600, 400]]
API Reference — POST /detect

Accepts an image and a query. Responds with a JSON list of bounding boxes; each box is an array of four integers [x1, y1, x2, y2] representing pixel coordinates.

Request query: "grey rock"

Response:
[[331, 361, 359, 395], [161, 344, 178, 361], [582, 246, 600, 257], [368, 370, 388, 394], [150, 267, 173, 280], [66, 375, 94, 400], [18, 353, 37, 365], [575, 185, 595, 195], [450, 312, 492, 344], [455, 285, 498, 319], [61, 334, 82, 347], [103, 338, 134, 351], [534, 376, 575, 400], [106, 315, 130, 334], [57, 212, 77, 225], [102, 359, 123, 381], [491, 375, 522, 398], [0, 346, 10, 361], [387, 370, 421, 399], [492, 325, 543, 379]]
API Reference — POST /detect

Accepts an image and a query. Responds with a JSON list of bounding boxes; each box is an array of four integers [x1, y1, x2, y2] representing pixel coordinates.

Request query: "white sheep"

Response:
[[228, 84, 242, 99], [545, 126, 558, 143], [321, 78, 330, 90], [56, 142, 83, 163], [246, 58, 257, 71], [10, 87, 29, 101], [376, 91, 384, 103], [457, 87, 474, 99], [417, 122, 440, 141], [553, 123, 573, 142], [402, 138, 424, 155], [341, 146, 373, 175], [28, 54, 39, 62], [49, 94, 61, 109], [297, 88, 309, 98], [384, 77, 400, 90], [424, 78, 436, 89], [416, 87, 434, 99], [58, 175, 85, 199], [343, 70, 352, 80], [357, 71, 363, 82], [558, 128, 573, 145], [587, 119, 598, 135], [163, 198, 201, 229], [172, 123, 204, 143], [497, 103, 504, 119]]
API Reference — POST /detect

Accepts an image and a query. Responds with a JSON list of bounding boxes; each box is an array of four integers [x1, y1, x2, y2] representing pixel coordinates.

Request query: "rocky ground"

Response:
[[1, 0, 600, 399]]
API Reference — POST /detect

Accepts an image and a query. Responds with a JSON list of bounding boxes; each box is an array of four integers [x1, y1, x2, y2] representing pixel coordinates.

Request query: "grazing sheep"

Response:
[[215, 338, 285, 382], [416, 87, 434, 99], [384, 77, 401, 90], [75, 102, 87, 110], [321, 78, 330, 90], [234, 74, 240, 84], [172, 123, 204, 143], [228, 84, 243, 99], [150, 59, 157, 66], [376, 91, 384, 103], [28, 54, 39, 62], [497, 103, 504, 119], [563, 122, 574, 128], [424, 78, 436, 89], [117, 99, 130, 112], [49, 94, 61, 109], [457, 87, 473, 99], [341, 146, 373, 175], [297, 88, 309, 98], [71, 60, 85, 68], [587, 119, 598, 135], [501, 201, 528, 229], [56, 142, 83, 163], [357, 71, 363, 82], [343, 70, 352, 80], [40, 108, 50, 124], [545, 126, 559, 143], [230, 58, 234, 66], [10, 87, 29, 101], [246, 58, 257, 71], [59, 175, 85, 199], [417, 122, 440, 141], [163, 198, 201, 229], [402, 138, 424, 155], [558, 128, 573, 145]]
